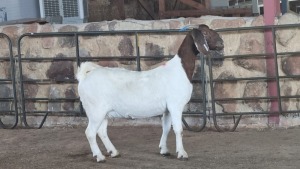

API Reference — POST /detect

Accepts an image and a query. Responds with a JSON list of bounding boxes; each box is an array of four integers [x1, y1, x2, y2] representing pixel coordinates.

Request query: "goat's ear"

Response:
[[198, 25, 210, 36], [190, 29, 210, 55]]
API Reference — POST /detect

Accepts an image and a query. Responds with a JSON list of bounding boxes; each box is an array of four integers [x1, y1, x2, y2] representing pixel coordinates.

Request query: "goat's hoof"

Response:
[[177, 151, 188, 161], [178, 156, 188, 161], [97, 159, 106, 163], [110, 152, 121, 158], [161, 152, 171, 157], [96, 155, 106, 163], [159, 146, 170, 157]]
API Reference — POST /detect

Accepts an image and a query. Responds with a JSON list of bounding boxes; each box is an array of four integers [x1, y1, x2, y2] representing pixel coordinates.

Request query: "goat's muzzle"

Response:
[[215, 41, 224, 51], [207, 49, 224, 67]]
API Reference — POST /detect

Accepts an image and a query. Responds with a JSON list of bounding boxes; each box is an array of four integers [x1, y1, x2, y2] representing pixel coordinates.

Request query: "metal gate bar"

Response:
[[210, 24, 300, 131], [17, 30, 207, 130], [0, 33, 18, 129], [182, 53, 207, 132]]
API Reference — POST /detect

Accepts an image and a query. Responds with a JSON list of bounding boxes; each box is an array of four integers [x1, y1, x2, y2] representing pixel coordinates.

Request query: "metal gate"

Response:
[[3, 24, 300, 131], [209, 24, 300, 131], [0, 33, 18, 129], [17, 30, 207, 130]]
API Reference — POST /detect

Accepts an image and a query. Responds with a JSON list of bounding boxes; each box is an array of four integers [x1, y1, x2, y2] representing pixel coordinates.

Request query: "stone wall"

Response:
[[0, 13, 300, 128]]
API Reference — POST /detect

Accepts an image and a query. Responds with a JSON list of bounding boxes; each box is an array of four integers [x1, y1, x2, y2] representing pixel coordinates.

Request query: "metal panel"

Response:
[[17, 30, 207, 130], [0, 0, 40, 21], [44, 0, 60, 17], [40, 0, 88, 23], [0, 33, 18, 129], [210, 24, 300, 132], [210, 0, 229, 8], [62, 0, 79, 17], [252, 0, 259, 14]]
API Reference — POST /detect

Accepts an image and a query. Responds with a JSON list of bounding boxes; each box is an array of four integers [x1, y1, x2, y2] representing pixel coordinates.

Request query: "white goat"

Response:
[[77, 25, 224, 162]]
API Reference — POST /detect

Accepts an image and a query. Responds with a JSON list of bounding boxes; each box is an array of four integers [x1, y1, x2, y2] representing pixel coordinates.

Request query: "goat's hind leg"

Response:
[[85, 112, 107, 162], [159, 112, 172, 156], [97, 118, 120, 158]]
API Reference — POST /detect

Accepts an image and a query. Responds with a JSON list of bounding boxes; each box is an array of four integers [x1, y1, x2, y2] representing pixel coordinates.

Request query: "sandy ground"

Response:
[[1, 126, 300, 169]]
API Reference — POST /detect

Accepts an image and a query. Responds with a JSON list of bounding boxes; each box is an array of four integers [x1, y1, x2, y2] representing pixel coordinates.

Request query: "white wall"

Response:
[[0, 0, 40, 21]]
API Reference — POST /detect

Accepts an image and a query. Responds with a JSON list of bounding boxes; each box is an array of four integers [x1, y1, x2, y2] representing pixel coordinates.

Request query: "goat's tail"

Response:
[[76, 62, 100, 82]]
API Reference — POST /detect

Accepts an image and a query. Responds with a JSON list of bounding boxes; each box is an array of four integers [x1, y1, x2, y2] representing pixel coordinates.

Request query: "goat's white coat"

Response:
[[77, 55, 192, 162], [77, 24, 224, 162]]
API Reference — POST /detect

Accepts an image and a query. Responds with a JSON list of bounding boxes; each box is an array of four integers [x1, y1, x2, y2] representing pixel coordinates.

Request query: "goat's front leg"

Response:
[[85, 114, 106, 162], [170, 109, 188, 160], [97, 118, 120, 158], [159, 112, 172, 156]]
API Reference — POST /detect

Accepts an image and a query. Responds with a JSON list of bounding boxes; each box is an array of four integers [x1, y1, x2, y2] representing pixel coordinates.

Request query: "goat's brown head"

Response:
[[198, 25, 224, 51], [178, 24, 224, 81]]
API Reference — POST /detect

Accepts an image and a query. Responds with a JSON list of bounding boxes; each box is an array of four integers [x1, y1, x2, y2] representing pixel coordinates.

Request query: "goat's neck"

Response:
[[177, 35, 197, 82]]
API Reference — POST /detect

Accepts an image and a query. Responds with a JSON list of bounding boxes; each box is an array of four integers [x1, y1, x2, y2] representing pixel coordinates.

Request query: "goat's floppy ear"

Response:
[[198, 24, 210, 36], [190, 29, 210, 55]]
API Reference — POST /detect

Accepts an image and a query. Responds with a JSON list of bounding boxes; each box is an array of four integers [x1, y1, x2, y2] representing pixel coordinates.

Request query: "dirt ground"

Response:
[[1, 126, 300, 169]]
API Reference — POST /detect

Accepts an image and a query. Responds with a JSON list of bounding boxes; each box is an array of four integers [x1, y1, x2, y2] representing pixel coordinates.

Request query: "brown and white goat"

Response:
[[76, 24, 224, 162]]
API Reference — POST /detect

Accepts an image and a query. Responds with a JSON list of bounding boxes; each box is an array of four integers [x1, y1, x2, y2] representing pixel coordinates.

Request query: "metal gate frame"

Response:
[[210, 24, 300, 131], [0, 33, 18, 129], [13, 23, 300, 131], [17, 30, 207, 130]]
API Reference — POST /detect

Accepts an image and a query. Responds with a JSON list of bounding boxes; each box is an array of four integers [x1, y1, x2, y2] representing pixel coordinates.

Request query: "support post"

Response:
[[204, 0, 210, 9], [252, 0, 259, 15], [114, 0, 125, 20], [263, 0, 281, 127], [159, 0, 166, 19], [281, 0, 288, 14]]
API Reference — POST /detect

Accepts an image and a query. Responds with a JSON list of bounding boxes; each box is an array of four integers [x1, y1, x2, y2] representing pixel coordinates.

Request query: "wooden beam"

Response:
[[204, 0, 211, 9], [173, 0, 181, 10], [160, 8, 252, 17], [114, 0, 125, 19], [138, 0, 158, 19], [179, 0, 205, 10], [159, 0, 166, 19]]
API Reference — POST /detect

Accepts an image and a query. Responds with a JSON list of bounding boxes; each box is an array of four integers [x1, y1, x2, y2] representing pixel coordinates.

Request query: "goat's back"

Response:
[[77, 56, 193, 118]]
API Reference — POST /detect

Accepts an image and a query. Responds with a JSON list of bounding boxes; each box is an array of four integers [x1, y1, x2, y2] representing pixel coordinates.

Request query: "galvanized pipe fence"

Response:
[[210, 24, 300, 131], [15, 29, 207, 130], [0, 33, 18, 129], [0, 24, 299, 131]]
